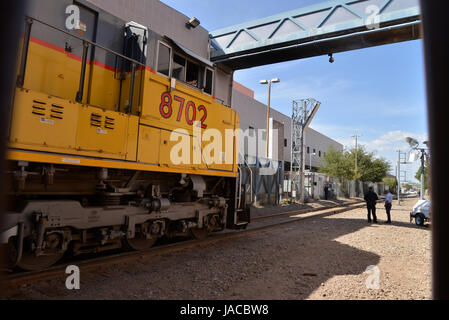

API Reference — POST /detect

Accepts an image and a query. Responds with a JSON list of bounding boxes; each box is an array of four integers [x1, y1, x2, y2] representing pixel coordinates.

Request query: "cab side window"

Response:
[[157, 43, 171, 76], [158, 47, 214, 95], [172, 54, 186, 81], [186, 60, 201, 88], [204, 68, 213, 95]]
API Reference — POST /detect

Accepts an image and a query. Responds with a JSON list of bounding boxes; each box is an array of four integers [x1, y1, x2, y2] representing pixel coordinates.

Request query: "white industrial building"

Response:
[[232, 82, 343, 171]]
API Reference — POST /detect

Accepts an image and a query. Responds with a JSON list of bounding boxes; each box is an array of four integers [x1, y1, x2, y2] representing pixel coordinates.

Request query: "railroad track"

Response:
[[1, 200, 367, 288]]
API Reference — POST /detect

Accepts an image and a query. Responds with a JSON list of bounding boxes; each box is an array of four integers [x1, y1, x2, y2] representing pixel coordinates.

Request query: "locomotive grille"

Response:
[[104, 116, 115, 130], [50, 104, 64, 120], [32, 100, 46, 116], [90, 113, 102, 127], [90, 113, 115, 130]]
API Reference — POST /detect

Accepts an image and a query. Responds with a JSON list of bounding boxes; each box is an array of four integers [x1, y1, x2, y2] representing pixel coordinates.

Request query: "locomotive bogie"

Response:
[[2, 169, 230, 270]]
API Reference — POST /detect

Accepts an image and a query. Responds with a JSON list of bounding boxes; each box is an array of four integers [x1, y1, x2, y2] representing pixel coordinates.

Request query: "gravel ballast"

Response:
[[4, 198, 431, 300]]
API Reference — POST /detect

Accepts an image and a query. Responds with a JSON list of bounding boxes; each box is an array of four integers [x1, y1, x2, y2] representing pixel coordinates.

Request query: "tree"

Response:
[[346, 146, 390, 182], [320, 145, 390, 182], [383, 177, 397, 194], [318, 146, 353, 181]]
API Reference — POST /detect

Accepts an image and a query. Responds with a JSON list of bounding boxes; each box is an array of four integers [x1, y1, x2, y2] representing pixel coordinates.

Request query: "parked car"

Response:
[[410, 200, 431, 226]]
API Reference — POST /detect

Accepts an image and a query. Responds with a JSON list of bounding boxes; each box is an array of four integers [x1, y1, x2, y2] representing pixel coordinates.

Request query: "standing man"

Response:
[[324, 184, 329, 200], [384, 189, 393, 224], [364, 187, 379, 223]]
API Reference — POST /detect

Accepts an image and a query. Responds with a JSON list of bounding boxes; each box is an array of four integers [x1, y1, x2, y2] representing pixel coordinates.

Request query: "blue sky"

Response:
[[161, 0, 428, 183]]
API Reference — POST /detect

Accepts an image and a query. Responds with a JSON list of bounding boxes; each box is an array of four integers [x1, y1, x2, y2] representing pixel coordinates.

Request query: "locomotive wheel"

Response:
[[124, 237, 157, 251], [124, 222, 158, 251], [17, 251, 65, 271], [190, 228, 210, 240], [9, 235, 65, 271]]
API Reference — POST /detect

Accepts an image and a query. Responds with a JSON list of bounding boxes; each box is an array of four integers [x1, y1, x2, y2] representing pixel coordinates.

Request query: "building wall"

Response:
[[232, 89, 290, 160], [231, 82, 343, 168], [233, 81, 255, 99], [304, 127, 343, 170]]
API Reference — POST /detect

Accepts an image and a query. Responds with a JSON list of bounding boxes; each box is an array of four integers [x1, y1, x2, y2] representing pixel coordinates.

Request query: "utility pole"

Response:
[[397, 150, 401, 206], [300, 100, 307, 204], [420, 149, 426, 200], [291, 99, 320, 204], [396, 150, 409, 206], [405, 137, 430, 201], [351, 134, 362, 180]]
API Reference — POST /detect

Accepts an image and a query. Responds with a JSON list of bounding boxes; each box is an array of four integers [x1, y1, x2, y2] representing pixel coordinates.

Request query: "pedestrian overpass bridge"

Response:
[[209, 0, 421, 69]]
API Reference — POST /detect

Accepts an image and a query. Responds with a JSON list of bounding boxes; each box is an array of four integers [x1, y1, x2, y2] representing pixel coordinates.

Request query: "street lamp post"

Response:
[[397, 150, 403, 205], [260, 78, 280, 158]]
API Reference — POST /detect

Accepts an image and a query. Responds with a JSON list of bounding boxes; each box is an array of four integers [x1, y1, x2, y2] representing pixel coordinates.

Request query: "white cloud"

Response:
[[359, 131, 428, 183], [368, 130, 427, 153]]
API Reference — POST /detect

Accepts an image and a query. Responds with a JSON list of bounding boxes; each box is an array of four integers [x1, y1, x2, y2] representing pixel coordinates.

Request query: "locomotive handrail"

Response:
[[24, 15, 147, 68], [244, 158, 254, 205], [17, 16, 146, 112]]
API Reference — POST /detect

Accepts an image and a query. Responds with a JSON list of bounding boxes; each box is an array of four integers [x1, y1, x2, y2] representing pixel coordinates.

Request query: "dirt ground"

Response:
[[4, 198, 431, 300]]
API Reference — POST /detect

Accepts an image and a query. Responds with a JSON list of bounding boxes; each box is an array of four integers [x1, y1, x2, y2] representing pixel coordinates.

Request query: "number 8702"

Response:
[[159, 92, 208, 129]]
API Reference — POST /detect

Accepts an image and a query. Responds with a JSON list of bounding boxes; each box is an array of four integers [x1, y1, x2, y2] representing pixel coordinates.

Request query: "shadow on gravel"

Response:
[[226, 216, 383, 300], [388, 221, 431, 230], [229, 212, 429, 300]]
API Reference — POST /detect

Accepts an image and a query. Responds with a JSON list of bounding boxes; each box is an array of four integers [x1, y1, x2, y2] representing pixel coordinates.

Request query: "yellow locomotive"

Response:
[[1, 1, 249, 271]]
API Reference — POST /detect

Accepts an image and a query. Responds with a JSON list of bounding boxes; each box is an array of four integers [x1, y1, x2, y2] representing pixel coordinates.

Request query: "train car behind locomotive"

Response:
[[1, 0, 250, 271]]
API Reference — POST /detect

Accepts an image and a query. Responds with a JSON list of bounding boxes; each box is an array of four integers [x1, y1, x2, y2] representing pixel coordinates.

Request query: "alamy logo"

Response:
[[168, 124, 279, 176], [65, 5, 80, 30], [65, 265, 80, 290], [364, 265, 380, 290]]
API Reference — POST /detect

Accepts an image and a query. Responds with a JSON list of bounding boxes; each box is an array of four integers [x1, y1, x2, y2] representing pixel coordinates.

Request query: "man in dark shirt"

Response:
[[364, 187, 379, 223]]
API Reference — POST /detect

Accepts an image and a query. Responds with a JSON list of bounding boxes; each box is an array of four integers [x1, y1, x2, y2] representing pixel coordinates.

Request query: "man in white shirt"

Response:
[[384, 189, 393, 224]]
